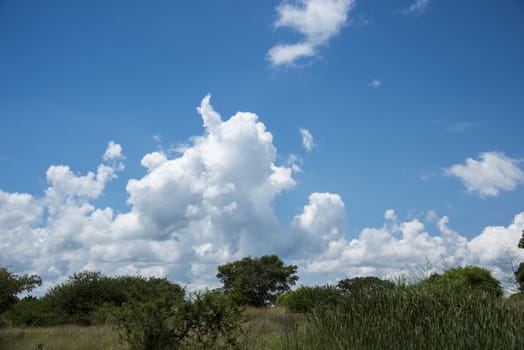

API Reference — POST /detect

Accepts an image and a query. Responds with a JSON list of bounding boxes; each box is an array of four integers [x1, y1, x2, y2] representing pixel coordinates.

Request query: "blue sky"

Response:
[[1, 0, 524, 292]]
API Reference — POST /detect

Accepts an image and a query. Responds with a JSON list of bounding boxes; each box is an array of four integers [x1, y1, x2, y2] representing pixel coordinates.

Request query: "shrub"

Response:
[[114, 288, 243, 350], [424, 266, 503, 298], [276, 285, 341, 313]]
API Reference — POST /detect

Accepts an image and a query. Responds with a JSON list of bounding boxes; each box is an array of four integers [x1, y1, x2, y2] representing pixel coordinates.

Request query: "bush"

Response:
[[113, 288, 243, 350], [276, 285, 341, 313], [424, 266, 503, 298]]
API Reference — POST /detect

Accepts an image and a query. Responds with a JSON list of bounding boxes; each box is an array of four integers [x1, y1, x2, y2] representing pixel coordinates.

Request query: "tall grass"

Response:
[[0, 325, 127, 350], [276, 285, 524, 349], [2, 291, 523, 350]]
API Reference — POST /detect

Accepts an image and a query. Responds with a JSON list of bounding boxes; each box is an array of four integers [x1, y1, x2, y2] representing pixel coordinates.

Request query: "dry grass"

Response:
[[240, 307, 302, 349], [0, 308, 302, 350], [0, 325, 127, 350]]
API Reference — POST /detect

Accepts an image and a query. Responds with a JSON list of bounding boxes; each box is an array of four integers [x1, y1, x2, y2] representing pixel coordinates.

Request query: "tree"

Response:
[[276, 285, 341, 313], [426, 266, 503, 298], [217, 255, 298, 307], [0, 266, 41, 314], [114, 288, 243, 350], [516, 230, 524, 292], [337, 276, 394, 294], [44, 270, 183, 325]]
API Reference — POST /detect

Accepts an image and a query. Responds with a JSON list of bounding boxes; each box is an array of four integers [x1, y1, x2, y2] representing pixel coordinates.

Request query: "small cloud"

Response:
[[369, 79, 382, 88], [300, 128, 316, 151], [447, 121, 480, 134], [445, 152, 524, 198], [401, 0, 429, 16], [425, 209, 439, 223], [268, 0, 355, 66], [267, 42, 316, 66], [103, 141, 125, 161], [420, 171, 434, 182]]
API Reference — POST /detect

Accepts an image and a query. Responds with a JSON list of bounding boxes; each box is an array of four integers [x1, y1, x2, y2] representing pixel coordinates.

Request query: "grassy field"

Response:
[[0, 307, 299, 350], [1, 294, 523, 350], [0, 325, 127, 350]]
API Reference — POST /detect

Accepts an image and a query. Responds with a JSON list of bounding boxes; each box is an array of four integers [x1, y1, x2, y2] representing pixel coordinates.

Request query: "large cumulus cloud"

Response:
[[1, 95, 523, 294]]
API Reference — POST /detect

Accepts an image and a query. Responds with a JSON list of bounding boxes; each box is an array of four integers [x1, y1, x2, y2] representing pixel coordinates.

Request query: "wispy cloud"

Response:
[[268, 0, 355, 66], [401, 0, 429, 16], [445, 152, 524, 197], [447, 121, 481, 134], [300, 128, 316, 151], [369, 79, 382, 88]]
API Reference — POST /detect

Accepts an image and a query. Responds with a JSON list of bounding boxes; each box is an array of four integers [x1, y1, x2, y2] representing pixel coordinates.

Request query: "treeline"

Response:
[[1, 247, 524, 349]]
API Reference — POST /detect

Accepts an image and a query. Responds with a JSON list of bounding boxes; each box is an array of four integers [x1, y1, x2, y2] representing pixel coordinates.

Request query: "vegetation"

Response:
[[516, 230, 524, 292], [217, 255, 298, 307], [277, 283, 524, 350], [1, 254, 524, 349], [423, 265, 504, 298], [0, 266, 41, 315]]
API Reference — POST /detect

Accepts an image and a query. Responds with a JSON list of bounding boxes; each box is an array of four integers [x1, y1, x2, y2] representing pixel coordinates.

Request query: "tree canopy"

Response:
[[516, 230, 524, 292], [426, 266, 503, 298], [216, 255, 298, 307], [337, 276, 394, 294], [0, 266, 41, 314]]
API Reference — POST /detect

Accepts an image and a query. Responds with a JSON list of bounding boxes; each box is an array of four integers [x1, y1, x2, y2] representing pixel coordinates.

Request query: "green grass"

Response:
[[0, 325, 127, 350], [275, 286, 524, 350], [1, 292, 523, 350], [0, 308, 299, 350]]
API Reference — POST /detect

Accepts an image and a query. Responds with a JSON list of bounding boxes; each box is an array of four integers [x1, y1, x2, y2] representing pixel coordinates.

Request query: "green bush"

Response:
[[336, 276, 394, 294], [113, 288, 243, 350], [276, 285, 341, 313], [424, 265, 503, 298]]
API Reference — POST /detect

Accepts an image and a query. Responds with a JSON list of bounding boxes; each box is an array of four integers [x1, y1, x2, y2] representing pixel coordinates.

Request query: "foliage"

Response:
[[43, 271, 123, 325], [517, 230, 524, 292], [276, 285, 341, 314], [276, 283, 524, 350], [114, 288, 244, 350], [516, 262, 524, 293], [424, 266, 503, 298], [0, 296, 61, 327], [43, 271, 183, 325], [217, 255, 298, 307], [0, 266, 41, 315], [113, 286, 188, 350], [336, 276, 394, 294], [183, 290, 243, 348]]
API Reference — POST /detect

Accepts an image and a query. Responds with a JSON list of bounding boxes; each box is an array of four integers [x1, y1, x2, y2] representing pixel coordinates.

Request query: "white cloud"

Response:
[[401, 0, 429, 16], [445, 152, 524, 197], [369, 79, 382, 88], [267, 42, 316, 66], [103, 141, 125, 161], [300, 128, 315, 151], [300, 210, 523, 291], [1, 98, 523, 295], [268, 0, 354, 66]]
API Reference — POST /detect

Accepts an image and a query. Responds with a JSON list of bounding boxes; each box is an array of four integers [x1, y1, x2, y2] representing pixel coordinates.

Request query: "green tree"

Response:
[[276, 285, 341, 313], [114, 288, 243, 350], [337, 276, 394, 294], [516, 263, 524, 293], [217, 255, 298, 307], [426, 266, 503, 298], [44, 270, 183, 325], [0, 266, 41, 315], [516, 230, 524, 292], [113, 281, 188, 350]]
